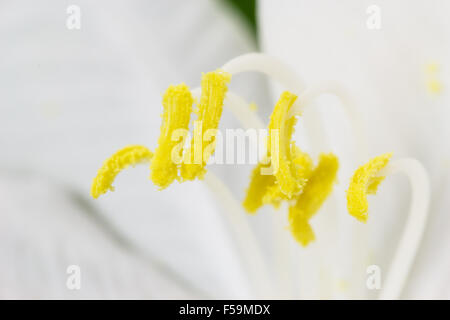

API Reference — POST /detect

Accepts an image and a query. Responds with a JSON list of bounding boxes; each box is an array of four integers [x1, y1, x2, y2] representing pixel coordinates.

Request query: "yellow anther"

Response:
[[242, 163, 276, 213], [262, 147, 313, 208], [267, 91, 303, 199], [288, 153, 339, 246], [181, 70, 231, 180], [289, 216, 315, 247], [150, 84, 193, 189], [91, 145, 153, 199], [347, 152, 392, 222], [243, 92, 313, 213]]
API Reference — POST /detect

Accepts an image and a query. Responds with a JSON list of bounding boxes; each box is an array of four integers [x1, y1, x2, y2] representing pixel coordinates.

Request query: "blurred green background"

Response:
[[223, 0, 257, 38]]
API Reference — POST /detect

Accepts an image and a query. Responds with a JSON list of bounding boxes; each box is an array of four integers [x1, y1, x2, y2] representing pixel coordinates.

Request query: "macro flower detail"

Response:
[[90, 145, 153, 199], [346, 152, 393, 222], [150, 84, 193, 189], [288, 153, 339, 246], [5, 0, 447, 301], [90, 51, 428, 271]]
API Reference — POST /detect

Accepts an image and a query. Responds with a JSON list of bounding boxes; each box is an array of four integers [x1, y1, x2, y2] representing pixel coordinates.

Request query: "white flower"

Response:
[[1, 0, 447, 300]]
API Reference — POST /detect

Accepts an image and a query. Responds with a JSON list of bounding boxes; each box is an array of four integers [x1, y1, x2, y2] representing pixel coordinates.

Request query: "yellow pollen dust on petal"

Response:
[[91, 145, 153, 199], [288, 153, 339, 246], [425, 62, 443, 95], [426, 79, 443, 95], [181, 70, 231, 180], [346, 152, 392, 222], [150, 83, 193, 189], [249, 102, 258, 112], [426, 62, 439, 73]]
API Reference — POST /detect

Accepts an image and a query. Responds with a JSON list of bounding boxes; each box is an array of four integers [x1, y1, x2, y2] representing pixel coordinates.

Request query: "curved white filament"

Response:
[[289, 82, 369, 161], [221, 53, 305, 94], [377, 158, 430, 300], [203, 172, 274, 298]]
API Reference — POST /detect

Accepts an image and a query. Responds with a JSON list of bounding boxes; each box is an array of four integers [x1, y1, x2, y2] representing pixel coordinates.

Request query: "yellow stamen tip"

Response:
[[268, 91, 302, 198], [288, 153, 339, 245], [346, 152, 392, 222], [151, 83, 193, 189], [242, 163, 276, 213], [243, 91, 318, 216], [91, 145, 153, 199], [181, 70, 231, 180], [289, 217, 315, 247]]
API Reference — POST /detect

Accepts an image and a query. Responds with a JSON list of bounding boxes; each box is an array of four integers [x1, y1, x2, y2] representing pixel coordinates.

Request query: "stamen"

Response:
[[242, 91, 313, 213], [289, 153, 339, 246], [347, 156, 430, 299], [150, 84, 193, 189], [90, 53, 377, 298], [91, 145, 153, 198], [346, 153, 393, 222], [267, 91, 304, 198]]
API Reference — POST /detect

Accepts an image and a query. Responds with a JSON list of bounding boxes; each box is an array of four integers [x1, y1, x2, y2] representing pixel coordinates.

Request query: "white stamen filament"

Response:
[[289, 82, 369, 161], [377, 158, 430, 300], [203, 172, 273, 298], [222, 53, 305, 94]]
